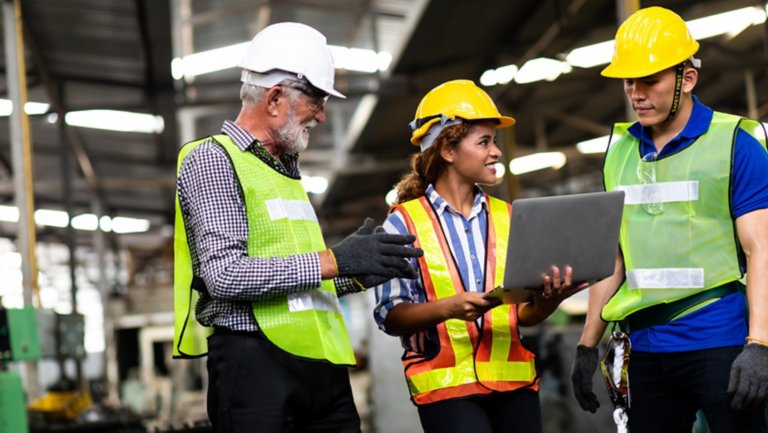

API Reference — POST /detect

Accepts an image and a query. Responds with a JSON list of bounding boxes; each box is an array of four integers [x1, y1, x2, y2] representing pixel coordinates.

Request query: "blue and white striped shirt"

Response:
[[177, 120, 356, 332], [373, 185, 491, 351]]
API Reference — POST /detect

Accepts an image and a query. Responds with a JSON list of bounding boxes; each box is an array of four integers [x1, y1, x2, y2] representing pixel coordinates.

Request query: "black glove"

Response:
[[331, 218, 423, 280], [727, 343, 768, 411], [571, 344, 601, 413]]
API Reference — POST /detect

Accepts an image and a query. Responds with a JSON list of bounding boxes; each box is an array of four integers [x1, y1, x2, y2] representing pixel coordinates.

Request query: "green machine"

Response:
[[0, 306, 40, 433]]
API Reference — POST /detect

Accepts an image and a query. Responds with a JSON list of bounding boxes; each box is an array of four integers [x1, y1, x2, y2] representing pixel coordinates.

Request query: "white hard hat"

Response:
[[239, 22, 345, 98]]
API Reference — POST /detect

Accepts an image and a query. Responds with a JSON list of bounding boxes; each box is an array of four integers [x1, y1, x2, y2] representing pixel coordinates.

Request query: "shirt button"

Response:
[[475, 279, 481, 286], [470, 254, 476, 261]]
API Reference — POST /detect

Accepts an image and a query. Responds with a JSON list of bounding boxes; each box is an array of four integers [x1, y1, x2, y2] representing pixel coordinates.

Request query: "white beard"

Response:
[[276, 106, 314, 155]]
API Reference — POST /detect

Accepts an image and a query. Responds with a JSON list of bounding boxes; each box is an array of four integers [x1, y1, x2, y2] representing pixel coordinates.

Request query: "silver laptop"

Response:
[[488, 191, 624, 300]]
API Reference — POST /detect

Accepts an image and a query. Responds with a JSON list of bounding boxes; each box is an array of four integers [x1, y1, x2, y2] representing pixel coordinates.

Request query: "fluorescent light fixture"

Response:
[[71, 213, 98, 231], [173, 42, 392, 79], [172, 42, 249, 79], [329, 45, 392, 73], [302, 175, 329, 194], [494, 162, 506, 179], [34, 209, 69, 228], [514, 58, 572, 84], [65, 110, 164, 134], [480, 64, 518, 87], [111, 216, 150, 234], [0, 99, 51, 116], [509, 151, 567, 175], [576, 135, 611, 154], [99, 215, 112, 232], [565, 40, 615, 69], [385, 188, 398, 206], [0, 205, 19, 222], [560, 5, 768, 71], [687, 6, 766, 40]]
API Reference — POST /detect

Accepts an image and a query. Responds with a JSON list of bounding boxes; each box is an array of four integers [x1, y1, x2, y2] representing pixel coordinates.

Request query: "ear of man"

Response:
[[266, 86, 284, 116], [682, 66, 698, 94]]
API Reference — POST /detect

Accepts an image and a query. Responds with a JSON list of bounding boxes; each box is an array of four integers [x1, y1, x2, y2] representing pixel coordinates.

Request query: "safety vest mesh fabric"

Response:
[[601, 112, 760, 322], [394, 195, 537, 405], [173, 135, 355, 365]]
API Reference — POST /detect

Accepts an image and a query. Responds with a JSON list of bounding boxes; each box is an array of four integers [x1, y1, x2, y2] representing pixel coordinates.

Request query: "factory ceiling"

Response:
[[0, 0, 765, 253]]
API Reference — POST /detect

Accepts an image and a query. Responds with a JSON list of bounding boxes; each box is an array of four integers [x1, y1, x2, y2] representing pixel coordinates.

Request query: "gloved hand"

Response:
[[727, 343, 768, 411], [331, 218, 423, 280], [352, 225, 422, 288], [571, 344, 601, 413]]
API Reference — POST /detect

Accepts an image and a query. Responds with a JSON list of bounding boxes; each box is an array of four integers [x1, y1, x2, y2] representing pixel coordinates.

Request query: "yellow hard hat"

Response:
[[410, 79, 515, 146], [601, 7, 699, 79]]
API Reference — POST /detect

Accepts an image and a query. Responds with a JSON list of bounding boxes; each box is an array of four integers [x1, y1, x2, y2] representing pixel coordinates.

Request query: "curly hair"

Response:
[[393, 122, 473, 204]]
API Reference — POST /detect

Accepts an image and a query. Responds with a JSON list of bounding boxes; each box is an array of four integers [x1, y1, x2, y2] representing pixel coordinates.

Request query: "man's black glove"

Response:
[[727, 343, 768, 411], [571, 344, 601, 413], [331, 218, 423, 280]]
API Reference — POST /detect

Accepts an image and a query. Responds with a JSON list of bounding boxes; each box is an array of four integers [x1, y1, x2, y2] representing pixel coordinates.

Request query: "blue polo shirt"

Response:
[[624, 96, 768, 353]]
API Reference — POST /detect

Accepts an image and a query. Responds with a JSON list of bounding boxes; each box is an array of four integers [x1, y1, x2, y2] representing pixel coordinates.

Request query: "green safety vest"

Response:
[[173, 135, 355, 366], [602, 112, 765, 322]]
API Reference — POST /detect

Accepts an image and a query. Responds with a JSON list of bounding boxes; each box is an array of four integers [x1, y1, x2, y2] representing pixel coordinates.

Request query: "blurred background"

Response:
[[0, 0, 765, 431]]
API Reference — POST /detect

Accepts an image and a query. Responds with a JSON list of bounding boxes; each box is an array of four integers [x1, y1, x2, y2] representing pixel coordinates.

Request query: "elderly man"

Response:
[[173, 22, 422, 433]]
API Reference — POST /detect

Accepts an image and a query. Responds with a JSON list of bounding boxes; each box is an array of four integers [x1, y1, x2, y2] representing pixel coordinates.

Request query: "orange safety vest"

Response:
[[394, 195, 538, 406]]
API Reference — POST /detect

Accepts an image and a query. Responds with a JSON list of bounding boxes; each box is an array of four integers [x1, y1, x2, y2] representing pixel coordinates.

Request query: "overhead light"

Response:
[[65, 110, 164, 134], [494, 162, 506, 179], [385, 188, 398, 206], [687, 6, 766, 40], [172, 42, 249, 79], [172, 42, 392, 80], [71, 213, 98, 231], [560, 4, 768, 71], [576, 135, 611, 154], [34, 209, 69, 228], [509, 152, 567, 175], [0, 99, 51, 116], [302, 175, 329, 194], [0, 205, 19, 222], [565, 41, 614, 69], [514, 58, 572, 84], [111, 216, 150, 234], [480, 64, 519, 86]]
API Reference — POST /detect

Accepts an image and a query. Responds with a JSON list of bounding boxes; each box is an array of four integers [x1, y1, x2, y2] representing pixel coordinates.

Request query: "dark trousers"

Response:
[[628, 346, 767, 433], [416, 389, 541, 433], [206, 331, 360, 433]]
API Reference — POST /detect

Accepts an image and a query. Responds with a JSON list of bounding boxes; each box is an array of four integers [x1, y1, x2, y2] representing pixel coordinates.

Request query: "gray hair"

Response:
[[240, 80, 301, 108]]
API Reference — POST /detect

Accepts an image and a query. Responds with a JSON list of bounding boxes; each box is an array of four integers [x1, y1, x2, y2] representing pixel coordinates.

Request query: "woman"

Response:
[[373, 80, 587, 433]]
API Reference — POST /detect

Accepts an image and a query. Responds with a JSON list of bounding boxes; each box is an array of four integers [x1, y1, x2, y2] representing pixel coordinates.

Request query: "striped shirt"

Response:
[[373, 185, 490, 352], [177, 120, 356, 332]]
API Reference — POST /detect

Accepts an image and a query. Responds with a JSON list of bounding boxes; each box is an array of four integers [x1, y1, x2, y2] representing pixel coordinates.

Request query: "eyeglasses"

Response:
[[280, 81, 329, 112], [636, 151, 663, 215], [600, 331, 631, 409]]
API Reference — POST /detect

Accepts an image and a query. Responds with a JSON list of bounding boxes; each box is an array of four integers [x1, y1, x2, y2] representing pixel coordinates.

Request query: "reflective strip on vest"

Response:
[[626, 268, 704, 289], [617, 181, 698, 205], [265, 198, 319, 222], [396, 195, 536, 405], [601, 112, 756, 321], [287, 290, 342, 313]]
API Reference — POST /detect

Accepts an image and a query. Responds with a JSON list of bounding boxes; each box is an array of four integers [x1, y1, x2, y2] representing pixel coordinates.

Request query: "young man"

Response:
[[172, 22, 423, 433], [570, 7, 768, 433]]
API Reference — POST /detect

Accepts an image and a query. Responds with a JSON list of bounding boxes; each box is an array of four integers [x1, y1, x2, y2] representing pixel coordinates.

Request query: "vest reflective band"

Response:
[[173, 135, 355, 366], [601, 112, 763, 321], [394, 195, 537, 405]]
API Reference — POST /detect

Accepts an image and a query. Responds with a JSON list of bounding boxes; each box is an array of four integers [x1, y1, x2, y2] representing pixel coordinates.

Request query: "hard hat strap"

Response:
[[664, 62, 686, 122]]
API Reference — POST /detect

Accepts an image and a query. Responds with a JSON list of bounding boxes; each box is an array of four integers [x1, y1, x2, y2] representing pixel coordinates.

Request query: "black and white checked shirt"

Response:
[[177, 120, 356, 332]]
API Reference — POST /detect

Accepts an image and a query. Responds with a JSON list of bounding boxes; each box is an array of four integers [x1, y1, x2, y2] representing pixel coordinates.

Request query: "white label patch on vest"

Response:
[[287, 291, 341, 314], [627, 268, 705, 289], [617, 181, 699, 205], [265, 199, 318, 222]]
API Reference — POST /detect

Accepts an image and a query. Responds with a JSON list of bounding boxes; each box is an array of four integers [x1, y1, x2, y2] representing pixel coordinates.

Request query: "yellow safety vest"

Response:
[[173, 135, 355, 366], [602, 112, 764, 321]]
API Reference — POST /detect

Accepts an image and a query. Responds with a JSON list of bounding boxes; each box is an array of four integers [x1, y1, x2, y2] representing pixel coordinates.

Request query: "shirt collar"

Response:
[[627, 95, 713, 157], [425, 184, 488, 220]]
